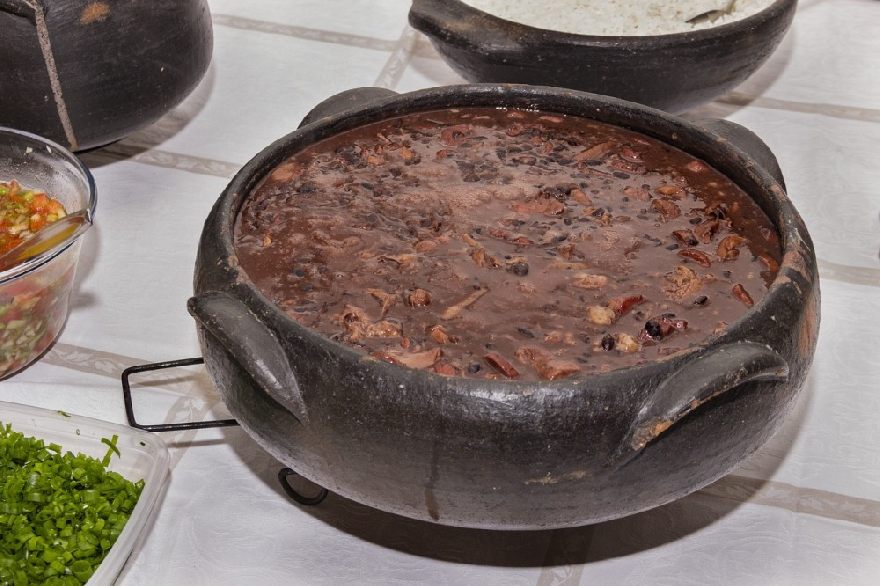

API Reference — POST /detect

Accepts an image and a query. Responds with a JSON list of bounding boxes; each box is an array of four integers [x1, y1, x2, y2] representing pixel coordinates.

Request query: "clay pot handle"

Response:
[[409, 0, 521, 54], [187, 291, 309, 425], [612, 342, 789, 467], [0, 0, 37, 22], [699, 118, 786, 190], [298, 87, 399, 128]]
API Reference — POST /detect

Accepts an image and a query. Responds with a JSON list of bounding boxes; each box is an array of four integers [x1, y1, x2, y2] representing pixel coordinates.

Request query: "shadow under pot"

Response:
[[189, 84, 819, 530], [0, 0, 212, 151]]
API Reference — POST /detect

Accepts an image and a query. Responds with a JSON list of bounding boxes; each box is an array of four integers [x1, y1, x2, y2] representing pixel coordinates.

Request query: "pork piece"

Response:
[[732, 284, 755, 307], [427, 324, 458, 344], [367, 288, 396, 317], [615, 333, 640, 353], [571, 273, 608, 290], [484, 352, 520, 379], [652, 199, 681, 221], [514, 346, 581, 380], [672, 229, 699, 247], [717, 235, 747, 261], [574, 141, 615, 162], [587, 305, 616, 326], [373, 348, 442, 369], [694, 219, 720, 243], [678, 248, 712, 267], [664, 266, 703, 300], [442, 287, 489, 320], [406, 288, 432, 307], [608, 295, 645, 318]]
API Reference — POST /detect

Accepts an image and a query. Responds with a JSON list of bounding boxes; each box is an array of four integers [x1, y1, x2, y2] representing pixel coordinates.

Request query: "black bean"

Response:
[[564, 218, 573, 226], [613, 171, 631, 179], [508, 261, 529, 276], [689, 217, 702, 225], [601, 334, 616, 351], [666, 243, 679, 250], [693, 295, 709, 306], [292, 268, 306, 278], [645, 320, 663, 339], [467, 363, 482, 373], [517, 327, 536, 338]]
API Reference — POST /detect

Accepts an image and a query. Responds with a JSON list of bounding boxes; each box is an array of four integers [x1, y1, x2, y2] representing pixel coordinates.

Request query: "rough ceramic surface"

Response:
[[0, 0, 213, 151], [409, 0, 797, 112], [190, 84, 819, 529]]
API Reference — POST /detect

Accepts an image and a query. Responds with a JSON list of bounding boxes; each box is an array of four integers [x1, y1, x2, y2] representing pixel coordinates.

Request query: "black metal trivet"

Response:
[[121, 357, 328, 506]]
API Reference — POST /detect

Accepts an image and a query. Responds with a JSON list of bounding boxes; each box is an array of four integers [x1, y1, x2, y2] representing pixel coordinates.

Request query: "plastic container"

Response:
[[0, 126, 96, 378], [0, 401, 169, 585]]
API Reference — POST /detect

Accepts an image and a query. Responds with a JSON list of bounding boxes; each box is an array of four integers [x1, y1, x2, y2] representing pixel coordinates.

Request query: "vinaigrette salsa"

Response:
[[0, 180, 67, 254], [0, 179, 74, 377]]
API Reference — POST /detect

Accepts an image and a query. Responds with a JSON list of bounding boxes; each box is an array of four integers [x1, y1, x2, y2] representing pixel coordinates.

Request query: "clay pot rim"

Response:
[[410, 0, 796, 47], [209, 83, 814, 392]]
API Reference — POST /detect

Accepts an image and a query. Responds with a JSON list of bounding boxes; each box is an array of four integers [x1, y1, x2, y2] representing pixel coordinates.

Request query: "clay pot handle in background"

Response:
[[298, 87, 400, 128], [612, 342, 789, 467], [187, 291, 309, 425], [0, 0, 36, 22], [409, 0, 523, 54]]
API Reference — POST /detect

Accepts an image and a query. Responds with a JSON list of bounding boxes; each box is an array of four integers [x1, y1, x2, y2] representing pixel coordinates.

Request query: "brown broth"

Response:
[[234, 108, 782, 381]]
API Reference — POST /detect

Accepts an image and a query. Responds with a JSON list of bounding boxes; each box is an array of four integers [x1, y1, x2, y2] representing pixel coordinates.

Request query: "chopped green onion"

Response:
[[100, 435, 120, 467], [0, 423, 144, 585]]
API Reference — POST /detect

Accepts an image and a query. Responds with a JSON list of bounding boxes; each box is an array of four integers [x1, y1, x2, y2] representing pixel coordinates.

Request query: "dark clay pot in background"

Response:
[[409, 0, 797, 113], [0, 0, 212, 151], [190, 85, 819, 530]]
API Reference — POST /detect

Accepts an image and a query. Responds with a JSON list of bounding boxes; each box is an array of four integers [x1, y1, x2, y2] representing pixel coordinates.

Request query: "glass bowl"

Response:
[[0, 127, 96, 378]]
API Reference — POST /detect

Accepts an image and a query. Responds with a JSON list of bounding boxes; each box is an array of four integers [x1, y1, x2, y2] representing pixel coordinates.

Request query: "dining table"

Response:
[[2, 0, 879, 583]]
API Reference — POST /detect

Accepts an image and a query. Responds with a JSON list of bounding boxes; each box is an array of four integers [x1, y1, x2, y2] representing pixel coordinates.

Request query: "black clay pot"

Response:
[[190, 85, 819, 530], [0, 0, 212, 151], [409, 0, 797, 113]]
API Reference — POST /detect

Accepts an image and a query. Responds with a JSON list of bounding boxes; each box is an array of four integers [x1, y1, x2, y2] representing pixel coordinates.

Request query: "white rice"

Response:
[[461, 0, 777, 36]]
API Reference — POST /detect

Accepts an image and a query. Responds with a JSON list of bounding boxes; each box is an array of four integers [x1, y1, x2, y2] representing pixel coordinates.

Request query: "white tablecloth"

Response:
[[4, 1, 880, 583]]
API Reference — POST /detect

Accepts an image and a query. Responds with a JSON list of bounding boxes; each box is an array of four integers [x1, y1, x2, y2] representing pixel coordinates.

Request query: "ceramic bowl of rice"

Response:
[[409, 0, 796, 112]]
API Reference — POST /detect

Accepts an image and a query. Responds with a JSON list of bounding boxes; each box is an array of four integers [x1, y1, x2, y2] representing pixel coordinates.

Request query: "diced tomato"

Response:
[[31, 193, 50, 211], [29, 214, 46, 232], [0, 180, 67, 262]]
